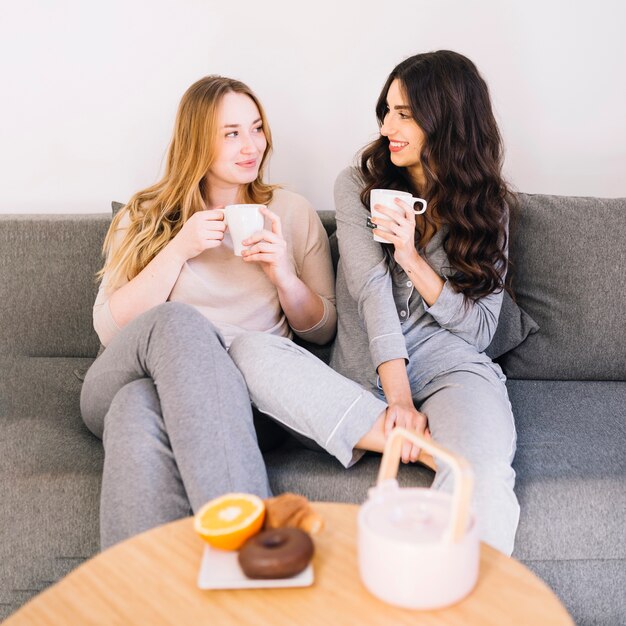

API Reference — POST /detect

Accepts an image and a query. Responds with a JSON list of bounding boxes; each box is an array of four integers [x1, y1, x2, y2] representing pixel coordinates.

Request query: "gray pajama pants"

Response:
[[80, 302, 273, 550], [229, 332, 520, 556]]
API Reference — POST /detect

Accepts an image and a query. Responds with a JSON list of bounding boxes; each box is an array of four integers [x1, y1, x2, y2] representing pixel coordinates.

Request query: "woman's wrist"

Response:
[[163, 237, 189, 266], [378, 359, 414, 406], [272, 263, 298, 291], [385, 393, 414, 407], [404, 254, 444, 307], [396, 247, 421, 270]]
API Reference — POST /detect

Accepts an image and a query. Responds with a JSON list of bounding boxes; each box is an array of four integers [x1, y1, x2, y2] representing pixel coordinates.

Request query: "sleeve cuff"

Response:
[[93, 299, 121, 347], [292, 296, 337, 345], [369, 332, 409, 370]]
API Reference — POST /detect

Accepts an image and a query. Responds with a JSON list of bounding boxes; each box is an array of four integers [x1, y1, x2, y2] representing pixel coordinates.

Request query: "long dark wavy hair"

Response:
[[359, 50, 513, 300]]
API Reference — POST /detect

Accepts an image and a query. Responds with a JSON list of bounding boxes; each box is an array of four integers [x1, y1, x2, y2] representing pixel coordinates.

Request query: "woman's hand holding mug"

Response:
[[241, 206, 295, 286], [371, 197, 424, 269], [369, 189, 427, 270], [170, 209, 226, 261]]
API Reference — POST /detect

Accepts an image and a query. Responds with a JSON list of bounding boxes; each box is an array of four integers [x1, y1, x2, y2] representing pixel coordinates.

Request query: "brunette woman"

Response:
[[231, 51, 519, 555]]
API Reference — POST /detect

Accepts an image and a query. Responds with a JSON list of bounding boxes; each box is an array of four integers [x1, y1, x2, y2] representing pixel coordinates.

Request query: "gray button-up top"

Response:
[[330, 167, 503, 396]]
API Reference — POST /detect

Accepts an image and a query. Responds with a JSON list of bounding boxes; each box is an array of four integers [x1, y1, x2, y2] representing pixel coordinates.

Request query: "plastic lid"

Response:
[[362, 490, 452, 544]]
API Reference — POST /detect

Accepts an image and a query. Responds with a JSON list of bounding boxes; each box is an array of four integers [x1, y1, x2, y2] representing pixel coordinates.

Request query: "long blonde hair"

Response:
[[98, 76, 276, 289]]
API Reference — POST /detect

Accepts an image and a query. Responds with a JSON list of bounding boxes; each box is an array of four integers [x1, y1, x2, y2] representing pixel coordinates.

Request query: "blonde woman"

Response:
[[80, 76, 338, 549]]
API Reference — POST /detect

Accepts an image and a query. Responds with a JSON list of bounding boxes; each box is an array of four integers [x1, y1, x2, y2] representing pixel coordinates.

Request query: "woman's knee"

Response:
[[229, 332, 292, 365], [437, 428, 516, 472], [424, 392, 516, 465], [150, 301, 216, 330], [433, 455, 517, 506], [143, 302, 225, 349], [103, 378, 161, 444]]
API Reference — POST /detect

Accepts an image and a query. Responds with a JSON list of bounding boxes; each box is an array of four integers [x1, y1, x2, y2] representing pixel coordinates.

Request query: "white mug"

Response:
[[224, 204, 265, 256], [370, 189, 427, 243]]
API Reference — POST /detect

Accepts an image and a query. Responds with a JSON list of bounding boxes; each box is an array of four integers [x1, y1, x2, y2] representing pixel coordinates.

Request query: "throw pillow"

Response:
[[499, 193, 626, 380], [485, 290, 539, 359]]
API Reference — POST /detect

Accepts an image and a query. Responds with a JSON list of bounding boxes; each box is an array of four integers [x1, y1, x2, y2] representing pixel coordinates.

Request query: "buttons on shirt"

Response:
[[406, 281, 413, 287], [400, 310, 407, 318]]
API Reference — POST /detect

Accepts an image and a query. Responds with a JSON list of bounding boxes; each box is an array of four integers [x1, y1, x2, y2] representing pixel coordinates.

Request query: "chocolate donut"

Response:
[[238, 528, 314, 579]]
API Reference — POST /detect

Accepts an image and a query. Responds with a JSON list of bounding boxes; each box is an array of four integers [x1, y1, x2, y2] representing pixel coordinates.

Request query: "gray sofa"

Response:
[[1, 193, 625, 625]]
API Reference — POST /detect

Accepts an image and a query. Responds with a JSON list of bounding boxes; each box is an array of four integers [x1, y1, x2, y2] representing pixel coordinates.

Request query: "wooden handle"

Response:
[[376, 428, 474, 543]]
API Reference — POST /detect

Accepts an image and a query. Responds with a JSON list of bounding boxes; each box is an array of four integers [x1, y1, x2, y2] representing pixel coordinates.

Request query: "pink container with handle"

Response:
[[358, 427, 479, 610]]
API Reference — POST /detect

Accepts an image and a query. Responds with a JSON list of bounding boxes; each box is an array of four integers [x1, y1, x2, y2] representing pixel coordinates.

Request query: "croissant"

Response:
[[263, 493, 324, 535]]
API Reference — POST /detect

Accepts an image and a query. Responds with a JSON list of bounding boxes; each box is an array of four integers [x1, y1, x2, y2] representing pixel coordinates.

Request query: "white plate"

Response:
[[197, 545, 314, 590]]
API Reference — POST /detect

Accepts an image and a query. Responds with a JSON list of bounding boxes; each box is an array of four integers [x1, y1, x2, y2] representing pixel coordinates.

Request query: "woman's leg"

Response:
[[81, 302, 271, 546], [229, 332, 387, 468], [414, 364, 520, 555], [100, 378, 191, 549]]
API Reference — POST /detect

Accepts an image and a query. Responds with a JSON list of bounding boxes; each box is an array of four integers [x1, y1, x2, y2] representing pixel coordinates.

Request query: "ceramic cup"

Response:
[[370, 189, 427, 243], [224, 204, 265, 256]]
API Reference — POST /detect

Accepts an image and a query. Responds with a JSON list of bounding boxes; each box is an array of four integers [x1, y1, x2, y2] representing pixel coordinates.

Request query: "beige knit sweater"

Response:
[[93, 188, 336, 348]]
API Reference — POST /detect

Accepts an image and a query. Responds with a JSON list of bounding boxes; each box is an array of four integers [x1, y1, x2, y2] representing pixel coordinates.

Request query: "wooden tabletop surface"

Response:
[[5, 502, 573, 625]]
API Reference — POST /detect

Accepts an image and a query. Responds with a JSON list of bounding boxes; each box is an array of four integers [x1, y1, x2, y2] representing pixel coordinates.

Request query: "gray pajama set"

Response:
[[230, 167, 520, 555]]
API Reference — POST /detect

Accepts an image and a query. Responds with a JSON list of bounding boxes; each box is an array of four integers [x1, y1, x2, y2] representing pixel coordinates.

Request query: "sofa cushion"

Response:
[[0, 215, 109, 358], [501, 193, 626, 380], [507, 379, 626, 562], [0, 357, 103, 620], [526, 559, 625, 626]]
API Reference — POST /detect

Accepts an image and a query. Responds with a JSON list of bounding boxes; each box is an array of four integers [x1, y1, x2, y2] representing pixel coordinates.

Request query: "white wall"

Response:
[[1, 0, 625, 214]]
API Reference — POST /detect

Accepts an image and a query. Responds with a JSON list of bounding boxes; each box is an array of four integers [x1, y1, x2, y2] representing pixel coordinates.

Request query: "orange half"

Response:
[[194, 493, 265, 551]]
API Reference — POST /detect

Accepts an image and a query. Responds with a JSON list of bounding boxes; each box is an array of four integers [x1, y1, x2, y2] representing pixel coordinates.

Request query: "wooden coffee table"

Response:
[[5, 502, 573, 625]]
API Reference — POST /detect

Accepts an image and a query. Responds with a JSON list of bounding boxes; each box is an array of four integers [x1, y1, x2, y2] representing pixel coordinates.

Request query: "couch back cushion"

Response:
[[500, 193, 626, 380], [0, 214, 109, 357]]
